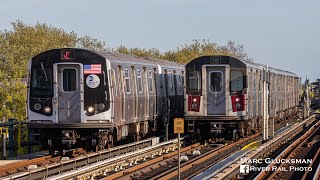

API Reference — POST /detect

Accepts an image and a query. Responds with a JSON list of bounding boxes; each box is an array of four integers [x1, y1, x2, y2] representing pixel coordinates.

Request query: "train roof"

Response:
[[31, 48, 184, 71], [187, 55, 298, 77], [93, 50, 184, 70]]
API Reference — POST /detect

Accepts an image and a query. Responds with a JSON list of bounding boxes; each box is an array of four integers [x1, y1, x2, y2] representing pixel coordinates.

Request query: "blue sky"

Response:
[[1, 0, 319, 81]]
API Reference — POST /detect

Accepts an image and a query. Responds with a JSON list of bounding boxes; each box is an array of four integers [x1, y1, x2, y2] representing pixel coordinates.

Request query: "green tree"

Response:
[[116, 45, 161, 59], [219, 40, 253, 62], [115, 39, 252, 64]]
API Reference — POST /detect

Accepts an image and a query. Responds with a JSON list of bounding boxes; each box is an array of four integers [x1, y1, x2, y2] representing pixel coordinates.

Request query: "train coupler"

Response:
[[62, 130, 79, 146], [210, 122, 223, 134]]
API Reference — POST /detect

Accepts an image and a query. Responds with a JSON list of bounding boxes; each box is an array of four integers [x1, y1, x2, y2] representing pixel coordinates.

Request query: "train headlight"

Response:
[[87, 106, 95, 113], [34, 103, 41, 111], [235, 97, 241, 102], [44, 106, 51, 113], [235, 102, 241, 110], [97, 103, 105, 111]]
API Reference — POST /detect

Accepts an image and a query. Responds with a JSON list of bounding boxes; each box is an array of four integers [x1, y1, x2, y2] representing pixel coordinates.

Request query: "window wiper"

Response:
[[40, 62, 48, 82]]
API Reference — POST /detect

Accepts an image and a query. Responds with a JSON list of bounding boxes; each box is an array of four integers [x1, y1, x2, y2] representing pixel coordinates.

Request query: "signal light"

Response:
[[232, 95, 245, 112], [188, 96, 200, 112]]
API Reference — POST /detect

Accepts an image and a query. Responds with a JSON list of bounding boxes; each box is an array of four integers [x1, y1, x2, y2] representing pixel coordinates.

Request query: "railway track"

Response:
[[2, 114, 317, 180], [0, 155, 59, 177], [200, 114, 318, 180], [0, 137, 162, 180], [153, 133, 260, 180], [100, 143, 202, 180], [255, 117, 320, 180], [97, 133, 259, 180]]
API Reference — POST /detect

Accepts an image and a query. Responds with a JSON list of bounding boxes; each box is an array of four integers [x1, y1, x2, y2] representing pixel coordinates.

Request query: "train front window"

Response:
[[30, 68, 52, 97], [209, 72, 222, 92], [188, 71, 200, 91], [230, 70, 244, 92], [63, 69, 77, 92]]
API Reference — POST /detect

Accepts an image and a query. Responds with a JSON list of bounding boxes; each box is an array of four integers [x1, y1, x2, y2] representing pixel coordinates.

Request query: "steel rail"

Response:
[[302, 148, 320, 180], [314, 162, 320, 180], [254, 118, 319, 180], [261, 120, 319, 179], [211, 114, 317, 180], [150, 133, 260, 180], [46, 138, 178, 180], [0, 155, 53, 177], [1, 137, 160, 180], [103, 143, 201, 180]]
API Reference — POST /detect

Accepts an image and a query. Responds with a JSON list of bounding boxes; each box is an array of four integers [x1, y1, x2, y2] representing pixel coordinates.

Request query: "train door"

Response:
[[117, 66, 125, 121], [143, 67, 149, 119], [112, 68, 121, 123], [205, 65, 229, 115], [123, 68, 131, 121], [54, 63, 82, 122], [131, 66, 138, 120], [137, 68, 145, 121], [148, 69, 156, 119]]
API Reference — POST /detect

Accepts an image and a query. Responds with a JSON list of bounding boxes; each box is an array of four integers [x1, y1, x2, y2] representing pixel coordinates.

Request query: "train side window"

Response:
[[177, 74, 182, 87], [168, 72, 174, 94], [124, 68, 131, 94], [230, 70, 244, 92], [189, 71, 200, 91], [137, 68, 143, 93], [209, 72, 222, 92], [148, 70, 153, 92], [63, 69, 77, 92], [181, 71, 185, 87]]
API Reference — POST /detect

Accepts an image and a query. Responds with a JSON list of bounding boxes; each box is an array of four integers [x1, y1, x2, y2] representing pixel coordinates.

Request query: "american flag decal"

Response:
[[84, 64, 101, 74]]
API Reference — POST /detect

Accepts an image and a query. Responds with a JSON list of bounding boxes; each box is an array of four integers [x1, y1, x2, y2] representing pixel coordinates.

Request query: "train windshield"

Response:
[[209, 72, 222, 92], [230, 70, 244, 92], [30, 68, 53, 97], [188, 71, 200, 91]]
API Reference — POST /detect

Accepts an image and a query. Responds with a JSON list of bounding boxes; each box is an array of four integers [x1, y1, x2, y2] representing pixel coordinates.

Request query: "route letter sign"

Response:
[[174, 118, 184, 134]]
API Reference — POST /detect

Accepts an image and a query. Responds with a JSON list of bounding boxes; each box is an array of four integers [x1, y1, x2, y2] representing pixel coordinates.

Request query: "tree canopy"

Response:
[[115, 39, 253, 63], [0, 20, 252, 120]]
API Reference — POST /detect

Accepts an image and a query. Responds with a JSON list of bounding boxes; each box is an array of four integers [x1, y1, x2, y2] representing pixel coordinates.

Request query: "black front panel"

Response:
[[30, 48, 110, 116], [186, 56, 247, 95]]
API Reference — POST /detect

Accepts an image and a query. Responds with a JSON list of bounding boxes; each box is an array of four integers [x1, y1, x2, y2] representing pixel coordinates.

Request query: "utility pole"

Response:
[[174, 118, 184, 180], [303, 78, 310, 118], [2, 133, 6, 159], [262, 66, 269, 141]]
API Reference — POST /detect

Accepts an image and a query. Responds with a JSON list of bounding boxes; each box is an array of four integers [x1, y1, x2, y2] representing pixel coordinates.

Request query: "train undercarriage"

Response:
[[187, 107, 300, 143], [29, 120, 157, 155]]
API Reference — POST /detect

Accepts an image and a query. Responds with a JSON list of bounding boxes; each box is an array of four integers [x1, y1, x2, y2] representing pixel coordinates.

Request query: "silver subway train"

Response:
[[185, 56, 300, 140], [27, 48, 184, 153]]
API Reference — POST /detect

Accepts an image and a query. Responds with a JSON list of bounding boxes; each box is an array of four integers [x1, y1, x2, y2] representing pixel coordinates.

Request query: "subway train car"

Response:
[[27, 48, 184, 153], [185, 56, 300, 140]]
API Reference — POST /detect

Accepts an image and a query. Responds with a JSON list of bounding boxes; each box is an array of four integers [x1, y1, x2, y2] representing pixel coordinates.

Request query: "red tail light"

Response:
[[188, 96, 200, 112], [232, 95, 245, 112]]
